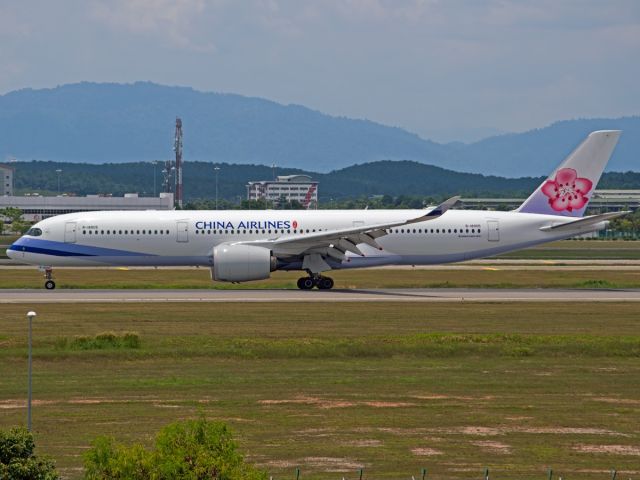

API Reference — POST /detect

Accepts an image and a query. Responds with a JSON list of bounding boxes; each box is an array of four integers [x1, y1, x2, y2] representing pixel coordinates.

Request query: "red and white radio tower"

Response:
[[174, 117, 183, 208]]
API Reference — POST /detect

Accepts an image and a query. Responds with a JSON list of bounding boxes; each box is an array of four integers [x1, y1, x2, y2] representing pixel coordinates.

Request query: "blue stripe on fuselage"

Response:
[[9, 237, 154, 257]]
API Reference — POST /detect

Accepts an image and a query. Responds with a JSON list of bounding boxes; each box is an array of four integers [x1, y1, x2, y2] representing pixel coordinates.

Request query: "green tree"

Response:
[[0, 427, 59, 480], [0, 208, 30, 234], [84, 418, 267, 480]]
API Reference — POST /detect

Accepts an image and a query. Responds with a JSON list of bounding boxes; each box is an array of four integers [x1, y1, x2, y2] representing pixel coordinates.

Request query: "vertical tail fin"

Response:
[[518, 130, 621, 217]]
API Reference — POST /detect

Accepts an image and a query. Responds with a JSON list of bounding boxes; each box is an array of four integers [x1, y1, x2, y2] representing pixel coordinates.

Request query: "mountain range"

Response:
[[0, 82, 638, 177]]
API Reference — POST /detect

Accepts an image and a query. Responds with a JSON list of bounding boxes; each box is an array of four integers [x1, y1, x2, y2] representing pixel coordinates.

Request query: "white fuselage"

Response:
[[7, 209, 594, 269]]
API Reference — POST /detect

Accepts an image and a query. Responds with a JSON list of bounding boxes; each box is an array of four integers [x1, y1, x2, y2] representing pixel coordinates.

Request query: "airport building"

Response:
[[459, 190, 640, 212], [0, 164, 14, 196], [247, 174, 318, 209], [0, 193, 174, 222]]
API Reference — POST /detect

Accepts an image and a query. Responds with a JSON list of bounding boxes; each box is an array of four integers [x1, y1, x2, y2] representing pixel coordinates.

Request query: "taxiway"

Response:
[[2, 287, 640, 303]]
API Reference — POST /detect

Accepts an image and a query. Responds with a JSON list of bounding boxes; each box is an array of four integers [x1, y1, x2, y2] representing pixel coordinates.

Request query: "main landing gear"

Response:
[[43, 267, 55, 290], [296, 274, 334, 290]]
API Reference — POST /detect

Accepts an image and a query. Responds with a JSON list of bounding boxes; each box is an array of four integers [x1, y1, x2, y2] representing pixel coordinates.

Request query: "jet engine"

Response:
[[212, 244, 276, 282]]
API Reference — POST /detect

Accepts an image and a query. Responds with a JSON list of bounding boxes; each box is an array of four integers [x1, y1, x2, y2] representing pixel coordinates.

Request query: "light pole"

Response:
[[214, 166, 220, 210], [26, 310, 36, 431], [152, 161, 157, 197], [55, 169, 62, 195]]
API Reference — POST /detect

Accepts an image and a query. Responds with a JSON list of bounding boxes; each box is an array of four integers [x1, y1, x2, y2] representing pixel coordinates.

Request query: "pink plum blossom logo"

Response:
[[541, 168, 593, 212], [292, 220, 298, 229]]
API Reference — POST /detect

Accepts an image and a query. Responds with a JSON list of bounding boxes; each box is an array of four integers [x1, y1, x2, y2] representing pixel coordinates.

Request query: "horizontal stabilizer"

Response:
[[539, 211, 630, 232]]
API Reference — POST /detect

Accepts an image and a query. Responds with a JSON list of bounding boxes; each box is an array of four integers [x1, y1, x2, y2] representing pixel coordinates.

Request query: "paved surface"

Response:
[[2, 288, 640, 303], [2, 260, 640, 270]]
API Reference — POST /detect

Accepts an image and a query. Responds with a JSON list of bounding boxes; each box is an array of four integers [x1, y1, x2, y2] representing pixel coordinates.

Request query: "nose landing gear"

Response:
[[43, 267, 56, 290], [296, 274, 334, 290]]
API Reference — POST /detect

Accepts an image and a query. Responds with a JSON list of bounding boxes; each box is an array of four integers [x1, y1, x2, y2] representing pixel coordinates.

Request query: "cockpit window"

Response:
[[27, 228, 43, 237]]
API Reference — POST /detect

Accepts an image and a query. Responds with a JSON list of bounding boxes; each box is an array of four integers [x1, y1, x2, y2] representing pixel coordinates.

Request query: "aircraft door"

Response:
[[176, 221, 189, 243], [487, 220, 500, 242], [64, 222, 77, 243]]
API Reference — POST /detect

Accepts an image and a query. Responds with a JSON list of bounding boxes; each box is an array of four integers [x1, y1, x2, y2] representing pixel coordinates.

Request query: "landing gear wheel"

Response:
[[297, 277, 315, 290], [317, 276, 334, 290], [43, 267, 55, 290]]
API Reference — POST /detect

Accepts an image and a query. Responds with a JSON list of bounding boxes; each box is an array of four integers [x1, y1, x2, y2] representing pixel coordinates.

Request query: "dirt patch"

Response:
[[259, 396, 355, 409], [412, 394, 494, 401], [364, 401, 416, 408], [302, 457, 365, 472], [411, 447, 443, 456], [471, 440, 511, 454], [262, 459, 298, 469], [379, 425, 624, 437], [515, 427, 625, 436], [459, 426, 502, 436], [573, 444, 640, 455], [260, 396, 417, 410], [0, 399, 57, 409], [593, 397, 640, 405], [344, 439, 382, 447]]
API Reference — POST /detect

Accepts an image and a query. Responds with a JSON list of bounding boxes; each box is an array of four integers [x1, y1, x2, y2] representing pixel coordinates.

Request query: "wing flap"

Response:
[[236, 196, 459, 257]]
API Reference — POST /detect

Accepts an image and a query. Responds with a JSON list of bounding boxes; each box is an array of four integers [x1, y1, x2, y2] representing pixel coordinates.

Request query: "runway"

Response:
[[2, 287, 640, 303]]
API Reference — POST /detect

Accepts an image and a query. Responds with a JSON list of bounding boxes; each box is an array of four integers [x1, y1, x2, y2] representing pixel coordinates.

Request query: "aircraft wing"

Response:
[[235, 196, 459, 263]]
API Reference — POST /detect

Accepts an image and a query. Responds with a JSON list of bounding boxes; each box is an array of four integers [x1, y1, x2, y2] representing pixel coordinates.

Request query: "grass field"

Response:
[[497, 240, 640, 260], [2, 267, 640, 290], [1, 302, 639, 479]]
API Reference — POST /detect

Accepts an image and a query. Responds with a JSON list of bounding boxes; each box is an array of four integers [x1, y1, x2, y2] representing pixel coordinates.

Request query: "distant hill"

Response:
[[0, 82, 449, 172], [12, 159, 640, 202], [0, 82, 638, 176], [450, 117, 640, 176]]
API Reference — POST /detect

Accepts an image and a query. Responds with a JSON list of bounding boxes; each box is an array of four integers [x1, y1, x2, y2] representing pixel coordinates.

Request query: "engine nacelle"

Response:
[[212, 244, 276, 282]]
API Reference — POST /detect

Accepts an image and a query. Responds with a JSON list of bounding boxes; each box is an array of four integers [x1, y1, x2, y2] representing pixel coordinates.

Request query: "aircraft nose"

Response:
[[6, 245, 15, 259]]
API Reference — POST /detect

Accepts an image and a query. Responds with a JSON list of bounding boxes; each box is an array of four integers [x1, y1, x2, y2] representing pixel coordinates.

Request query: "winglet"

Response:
[[407, 196, 460, 224]]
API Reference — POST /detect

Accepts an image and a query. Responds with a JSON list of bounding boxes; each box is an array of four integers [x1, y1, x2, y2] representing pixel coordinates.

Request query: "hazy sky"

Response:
[[1, 0, 639, 142]]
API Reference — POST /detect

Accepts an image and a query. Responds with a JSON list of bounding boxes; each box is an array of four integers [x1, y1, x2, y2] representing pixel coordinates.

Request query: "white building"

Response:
[[0, 193, 174, 222], [0, 164, 14, 196], [247, 175, 318, 208]]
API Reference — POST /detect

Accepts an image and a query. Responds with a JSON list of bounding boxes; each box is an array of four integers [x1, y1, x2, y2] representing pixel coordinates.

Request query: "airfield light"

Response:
[[26, 311, 36, 431], [214, 166, 220, 210]]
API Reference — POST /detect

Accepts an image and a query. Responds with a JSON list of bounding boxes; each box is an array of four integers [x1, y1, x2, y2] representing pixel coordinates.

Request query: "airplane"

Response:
[[7, 130, 628, 291]]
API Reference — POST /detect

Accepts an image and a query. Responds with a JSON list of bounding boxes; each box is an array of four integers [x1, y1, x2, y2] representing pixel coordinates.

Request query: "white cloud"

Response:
[[90, 0, 216, 52], [0, 0, 639, 141]]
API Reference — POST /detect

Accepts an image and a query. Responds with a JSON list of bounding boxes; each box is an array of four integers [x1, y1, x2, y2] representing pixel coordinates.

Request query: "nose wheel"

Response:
[[43, 267, 56, 290], [296, 275, 334, 290]]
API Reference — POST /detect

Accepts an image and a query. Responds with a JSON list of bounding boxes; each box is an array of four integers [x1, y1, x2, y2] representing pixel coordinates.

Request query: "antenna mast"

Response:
[[174, 117, 184, 208]]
